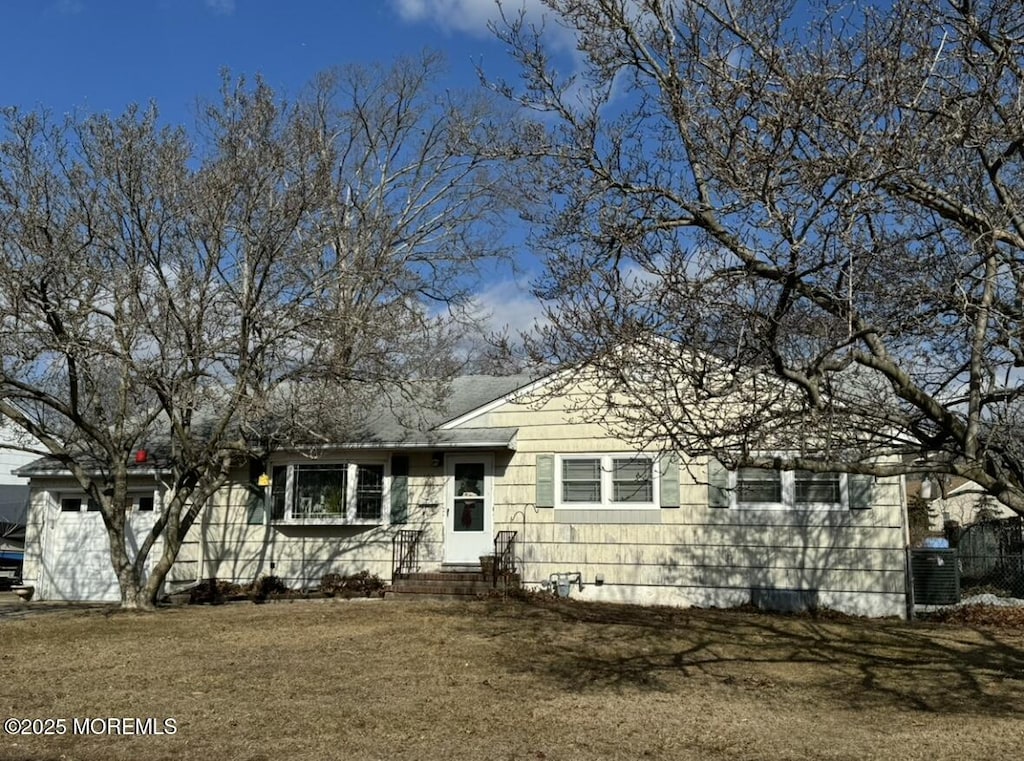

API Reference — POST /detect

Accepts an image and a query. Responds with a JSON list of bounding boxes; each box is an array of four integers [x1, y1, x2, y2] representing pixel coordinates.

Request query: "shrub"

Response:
[[248, 574, 289, 603], [188, 578, 244, 605], [319, 570, 385, 598]]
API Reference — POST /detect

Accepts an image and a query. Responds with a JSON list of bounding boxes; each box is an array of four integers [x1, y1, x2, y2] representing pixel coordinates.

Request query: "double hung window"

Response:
[[557, 454, 657, 509], [714, 464, 864, 510]]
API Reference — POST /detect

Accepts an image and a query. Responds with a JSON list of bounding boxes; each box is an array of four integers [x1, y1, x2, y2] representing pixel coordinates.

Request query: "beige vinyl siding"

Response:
[[466, 378, 909, 617], [198, 452, 446, 588]]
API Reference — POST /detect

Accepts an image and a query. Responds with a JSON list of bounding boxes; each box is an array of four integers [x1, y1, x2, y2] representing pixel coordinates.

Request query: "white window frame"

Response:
[[58, 494, 98, 513], [729, 469, 848, 511], [554, 453, 659, 510], [270, 458, 390, 524], [134, 493, 158, 513], [55, 490, 161, 513]]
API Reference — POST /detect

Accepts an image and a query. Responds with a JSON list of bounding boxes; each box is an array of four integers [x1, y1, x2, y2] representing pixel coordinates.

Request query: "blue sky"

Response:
[[0, 0, 550, 333], [1, 0, 525, 122]]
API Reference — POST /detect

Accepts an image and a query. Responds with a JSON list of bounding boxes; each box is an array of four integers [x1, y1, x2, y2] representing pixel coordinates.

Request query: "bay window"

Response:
[[270, 460, 388, 523]]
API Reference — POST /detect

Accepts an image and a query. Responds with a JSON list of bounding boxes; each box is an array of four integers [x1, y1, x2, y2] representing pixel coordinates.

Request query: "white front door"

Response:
[[444, 454, 493, 564]]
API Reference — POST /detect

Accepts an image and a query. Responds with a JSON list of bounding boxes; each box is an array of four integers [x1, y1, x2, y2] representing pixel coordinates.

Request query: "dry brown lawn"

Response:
[[1, 595, 1023, 761]]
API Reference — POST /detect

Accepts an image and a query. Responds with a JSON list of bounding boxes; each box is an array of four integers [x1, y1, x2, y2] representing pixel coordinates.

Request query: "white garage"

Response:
[[30, 489, 162, 603]]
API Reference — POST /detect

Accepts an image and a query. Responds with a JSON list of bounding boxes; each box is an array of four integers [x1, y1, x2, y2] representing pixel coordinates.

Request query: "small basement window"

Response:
[[59, 496, 100, 512]]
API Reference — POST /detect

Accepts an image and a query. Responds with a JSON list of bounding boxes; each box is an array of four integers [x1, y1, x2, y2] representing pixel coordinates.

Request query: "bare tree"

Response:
[[489, 0, 1024, 512], [0, 52, 508, 608]]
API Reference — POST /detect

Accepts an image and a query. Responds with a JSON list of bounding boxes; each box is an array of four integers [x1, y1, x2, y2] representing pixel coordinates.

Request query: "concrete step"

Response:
[[388, 580, 493, 595], [440, 563, 482, 574], [399, 571, 486, 582], [386, 592, 490, 602], [386, 571, 521, 599]]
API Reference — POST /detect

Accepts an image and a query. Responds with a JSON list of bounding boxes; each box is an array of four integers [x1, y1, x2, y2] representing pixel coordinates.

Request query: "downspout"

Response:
[[900, 473, 914, 620], [198, 489, 209, 584], [509, 508, 528, 582]]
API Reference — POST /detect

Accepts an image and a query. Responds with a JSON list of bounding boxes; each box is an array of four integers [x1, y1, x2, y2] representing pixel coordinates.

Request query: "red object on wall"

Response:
[[135, 449, 148, 464]]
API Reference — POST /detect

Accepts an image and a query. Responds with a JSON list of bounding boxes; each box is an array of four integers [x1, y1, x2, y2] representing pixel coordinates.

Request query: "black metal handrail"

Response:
[[392, 529, 422, 580], [492, 530, 517, 587]]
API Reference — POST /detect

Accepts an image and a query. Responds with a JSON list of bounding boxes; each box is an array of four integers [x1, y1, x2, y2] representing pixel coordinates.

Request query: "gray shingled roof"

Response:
[[15, 373, 538, 476], [382, 373, 534, 433]]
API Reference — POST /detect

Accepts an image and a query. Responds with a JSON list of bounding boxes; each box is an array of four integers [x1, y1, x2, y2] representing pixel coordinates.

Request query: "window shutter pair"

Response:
[[534, 453, 681, 508]]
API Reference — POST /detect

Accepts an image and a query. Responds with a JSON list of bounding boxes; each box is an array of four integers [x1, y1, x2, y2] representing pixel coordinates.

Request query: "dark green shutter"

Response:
[[848, 473, 873, 510], [660, 453, 680, 508], [245, 485, 266, 525], [391, 455, 410, 524], [708, 457, 730, 508], [269, 465, 287, 521], [536, 454, 555, 508], [246, 459, 267, 524]]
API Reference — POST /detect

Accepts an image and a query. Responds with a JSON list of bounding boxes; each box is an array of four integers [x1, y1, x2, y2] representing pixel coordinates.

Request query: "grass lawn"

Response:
[[1, 596, 1023, 761]]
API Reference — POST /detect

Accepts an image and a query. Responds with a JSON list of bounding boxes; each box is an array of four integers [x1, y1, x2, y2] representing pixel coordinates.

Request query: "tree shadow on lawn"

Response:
[[455, 597, 1024, 717]]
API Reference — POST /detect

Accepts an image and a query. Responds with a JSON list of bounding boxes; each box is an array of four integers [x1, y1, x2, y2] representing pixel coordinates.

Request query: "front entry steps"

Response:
[[386, 566, 521, 600]]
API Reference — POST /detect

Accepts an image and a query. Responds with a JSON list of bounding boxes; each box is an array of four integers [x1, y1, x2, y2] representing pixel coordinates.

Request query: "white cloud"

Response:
[[468, 276, 547, 336], [391, 0, 596, 114], [205, 0, 235, 15], [392, 0, 562, 41], [52, 0, 84, 15]]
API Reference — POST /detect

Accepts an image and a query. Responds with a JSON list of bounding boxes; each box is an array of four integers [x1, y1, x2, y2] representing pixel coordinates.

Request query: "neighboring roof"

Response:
[[0, 485, 28, 525], [0, 484, 27, 549], [14, 374, 537, 478], [944, 478, 990, 499], [0, 523, 25, 545]]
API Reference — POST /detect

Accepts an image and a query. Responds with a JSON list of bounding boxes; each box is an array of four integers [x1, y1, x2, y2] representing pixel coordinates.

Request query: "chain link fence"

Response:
[[951, 516, 1024, 600], [958, 555, 1024, 599]]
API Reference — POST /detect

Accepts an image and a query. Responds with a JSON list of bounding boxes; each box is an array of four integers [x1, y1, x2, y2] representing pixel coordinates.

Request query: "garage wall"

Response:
[[21, 478, 189, 603]]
